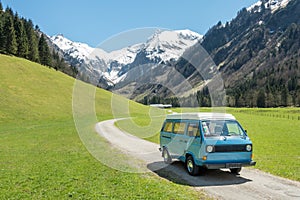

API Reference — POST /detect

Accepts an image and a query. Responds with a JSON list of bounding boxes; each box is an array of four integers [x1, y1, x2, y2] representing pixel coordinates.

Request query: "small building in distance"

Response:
[[150, 104, 172, 109]]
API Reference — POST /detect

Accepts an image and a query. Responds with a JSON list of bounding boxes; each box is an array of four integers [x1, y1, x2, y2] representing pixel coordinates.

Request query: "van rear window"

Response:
[[163, 122, 173, 132], [173, 122, 186, 134]]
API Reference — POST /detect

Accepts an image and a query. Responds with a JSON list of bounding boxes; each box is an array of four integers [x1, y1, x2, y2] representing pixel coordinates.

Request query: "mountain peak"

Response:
[[51, 34, 110, 63], [175, 29, 203, 40], [146, 29, 202, 44], [50, 29, 203, 86], [247, 0, 291, 13], [144, 29, 202, 61]]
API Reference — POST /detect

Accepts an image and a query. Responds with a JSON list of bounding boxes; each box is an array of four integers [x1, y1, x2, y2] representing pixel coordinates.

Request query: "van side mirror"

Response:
[[245, 130, 247, 133]]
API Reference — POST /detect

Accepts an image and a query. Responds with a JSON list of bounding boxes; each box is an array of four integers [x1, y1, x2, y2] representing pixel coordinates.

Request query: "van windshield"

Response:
[[201, 120, 246, 137]]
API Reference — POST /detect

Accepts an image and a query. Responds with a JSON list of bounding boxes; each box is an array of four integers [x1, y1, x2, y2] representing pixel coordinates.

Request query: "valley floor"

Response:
[[96, 119, 300, 200]]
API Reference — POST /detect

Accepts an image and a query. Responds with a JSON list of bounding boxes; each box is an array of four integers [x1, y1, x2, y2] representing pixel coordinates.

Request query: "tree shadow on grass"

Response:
[[147, 161, 252, 187]]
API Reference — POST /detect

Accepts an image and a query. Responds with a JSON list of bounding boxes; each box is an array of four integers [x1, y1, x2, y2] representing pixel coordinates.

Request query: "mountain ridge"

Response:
[[109, 0, 299, 107], [48, 0, 299, 107], [174, 0, 300, 107], [49, 29, 203, 86]]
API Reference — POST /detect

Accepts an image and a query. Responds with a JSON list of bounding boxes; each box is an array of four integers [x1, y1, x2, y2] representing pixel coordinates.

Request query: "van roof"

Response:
[[166, 112, 236, 120]]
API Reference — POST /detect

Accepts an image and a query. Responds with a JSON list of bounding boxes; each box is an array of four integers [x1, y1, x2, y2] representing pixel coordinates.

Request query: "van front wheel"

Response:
[[186, 156, 199, 176], [162, 148, 172, 164]]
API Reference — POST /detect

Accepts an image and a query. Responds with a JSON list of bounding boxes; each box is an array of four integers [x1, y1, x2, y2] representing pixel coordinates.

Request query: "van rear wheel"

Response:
[[186, 156, 199, 176], [162, 148, 172, 164], [230, 167, 242, 174]]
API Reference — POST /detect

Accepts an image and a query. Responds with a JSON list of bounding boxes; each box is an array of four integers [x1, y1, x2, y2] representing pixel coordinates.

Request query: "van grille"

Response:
[[214, 145, 249, 152]]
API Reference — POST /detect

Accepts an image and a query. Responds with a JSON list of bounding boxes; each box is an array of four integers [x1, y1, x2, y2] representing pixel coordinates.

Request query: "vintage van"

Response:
[[159, 113, 256, 175]]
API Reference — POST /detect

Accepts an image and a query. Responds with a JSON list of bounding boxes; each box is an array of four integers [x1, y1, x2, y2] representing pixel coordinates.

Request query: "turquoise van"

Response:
[[159, 113, 256, 175]]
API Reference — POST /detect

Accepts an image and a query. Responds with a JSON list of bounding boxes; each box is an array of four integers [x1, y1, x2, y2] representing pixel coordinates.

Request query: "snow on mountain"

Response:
[[144, 29, 202, 62], [50, 29, 203, 85], [51, 34, 109, 63], [109, 43, 144, 65], [247, 0, 291, 13]]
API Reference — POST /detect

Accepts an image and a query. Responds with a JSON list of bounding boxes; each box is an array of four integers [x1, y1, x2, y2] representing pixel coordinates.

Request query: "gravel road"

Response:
[[95, 119, 300, 200]]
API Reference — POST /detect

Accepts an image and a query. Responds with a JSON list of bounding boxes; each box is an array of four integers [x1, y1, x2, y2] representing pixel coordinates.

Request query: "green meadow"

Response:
[[0, 55, 207, 199], [117, 106, 300, 181], [1, 54, 299, 200], [231, 108, 300, 181]]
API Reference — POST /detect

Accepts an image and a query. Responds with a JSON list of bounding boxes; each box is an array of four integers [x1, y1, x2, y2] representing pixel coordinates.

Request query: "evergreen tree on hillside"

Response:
[[38, 34, 51, 66], [257, 90, 266, 108], [4, 7, 13, 17], [3, 13, 17, 55], [0, 13, 4, 52], [281, 87, 288, 106], [0, 5, 77, 77], [52, 49, 60, 70], [0, 3, 2, 51], [24, 19, 39, 62], [0, 2, 3, 13], [14, 15, 29, 58]]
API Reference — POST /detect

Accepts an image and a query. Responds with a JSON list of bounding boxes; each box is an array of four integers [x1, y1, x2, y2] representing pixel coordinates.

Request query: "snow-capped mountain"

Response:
[[113, 29, 202, 83], [50, 30, 202, 87], [247, 0, 291, 13], [51, 34, 96, 62], [50, 34, 111, 89], [143, 29, 202, 62]]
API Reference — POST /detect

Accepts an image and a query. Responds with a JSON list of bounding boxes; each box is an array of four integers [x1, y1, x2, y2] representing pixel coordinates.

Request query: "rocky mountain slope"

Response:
[[49, 0, 299, 107], [199, 0, 299, 107], [145, 0, 299, 107], [49, 30, 202, 89]]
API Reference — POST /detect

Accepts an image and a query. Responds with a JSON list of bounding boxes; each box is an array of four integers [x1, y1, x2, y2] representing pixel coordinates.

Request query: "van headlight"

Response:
[[206, 145, 214, 153], [246, 144, 252, 151]]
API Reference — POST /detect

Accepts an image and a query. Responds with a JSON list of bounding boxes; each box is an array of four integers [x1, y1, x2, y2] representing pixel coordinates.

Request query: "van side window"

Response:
[[163, 122, 173, 132], [173, 122, 186, 135], [187, 123, 200, 137]]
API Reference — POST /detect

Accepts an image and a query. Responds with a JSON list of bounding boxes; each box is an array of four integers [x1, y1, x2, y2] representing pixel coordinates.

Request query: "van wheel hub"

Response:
[[187, 160, 194, 172]]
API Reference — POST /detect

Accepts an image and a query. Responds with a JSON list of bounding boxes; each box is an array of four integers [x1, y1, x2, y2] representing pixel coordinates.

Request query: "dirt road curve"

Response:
[[95, 119, 300, 200]]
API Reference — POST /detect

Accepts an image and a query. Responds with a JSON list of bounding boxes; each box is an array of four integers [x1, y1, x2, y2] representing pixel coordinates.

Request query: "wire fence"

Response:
[[235, 110, 300, 121]]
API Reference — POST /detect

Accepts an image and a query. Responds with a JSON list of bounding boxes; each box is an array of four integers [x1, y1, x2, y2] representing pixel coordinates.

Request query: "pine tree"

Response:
[[3, 13, 17, 55], [281, 87, 288, 106], [24, 19, 39, 62], [257, 90, 266, 108], [0, 2, 3, 13], [38, 34, 51, 66], [0, 13, 4, 52], [14, 16, 29, 58], [52, 49, 59, 70], [5, 7, 14, 16]]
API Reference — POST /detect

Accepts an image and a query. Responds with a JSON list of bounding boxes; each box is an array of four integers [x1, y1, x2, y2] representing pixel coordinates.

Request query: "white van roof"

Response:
[[166, 112, 236, 120]]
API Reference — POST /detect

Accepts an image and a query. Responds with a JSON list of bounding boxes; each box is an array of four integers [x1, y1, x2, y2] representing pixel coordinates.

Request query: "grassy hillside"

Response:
[[0, 54, 207, 199]]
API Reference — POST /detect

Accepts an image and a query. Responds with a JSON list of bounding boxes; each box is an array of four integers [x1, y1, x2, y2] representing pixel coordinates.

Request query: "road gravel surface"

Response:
[[95, 119, 300, 200]]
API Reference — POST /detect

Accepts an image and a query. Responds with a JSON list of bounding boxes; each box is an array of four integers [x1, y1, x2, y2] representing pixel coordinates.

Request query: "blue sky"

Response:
[[2, 0, 258, 48]]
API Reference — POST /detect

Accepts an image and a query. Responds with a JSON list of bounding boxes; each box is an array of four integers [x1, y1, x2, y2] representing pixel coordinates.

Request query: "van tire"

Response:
[[162, 147, 172, 164], [186, 156, 199, 176], [230, 167, 242, 174]]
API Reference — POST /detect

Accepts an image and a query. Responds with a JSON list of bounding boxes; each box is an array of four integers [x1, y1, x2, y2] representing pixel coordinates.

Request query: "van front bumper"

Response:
[[203, 161, 256, 169]]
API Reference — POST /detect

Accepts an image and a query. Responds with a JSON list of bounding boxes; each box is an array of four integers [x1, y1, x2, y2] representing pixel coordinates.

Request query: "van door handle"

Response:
[[180, 140, 188, 143]]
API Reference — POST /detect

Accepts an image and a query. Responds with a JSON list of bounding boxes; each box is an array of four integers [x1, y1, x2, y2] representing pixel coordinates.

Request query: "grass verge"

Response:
[[0, 54, 207, 199], [117, 107, 300, 181]]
